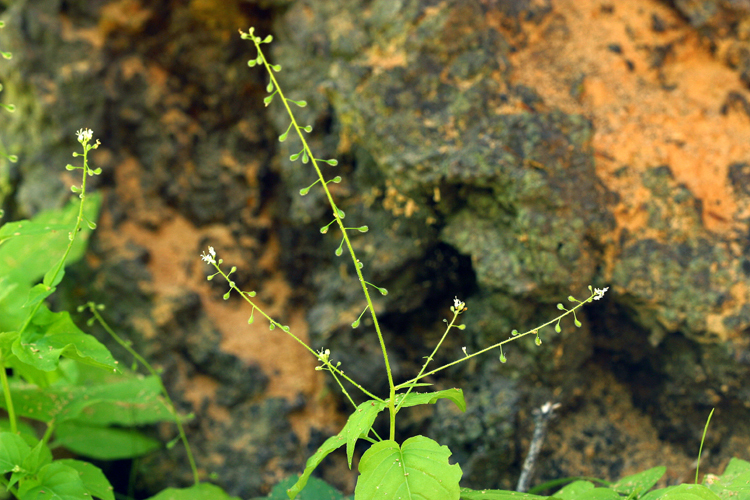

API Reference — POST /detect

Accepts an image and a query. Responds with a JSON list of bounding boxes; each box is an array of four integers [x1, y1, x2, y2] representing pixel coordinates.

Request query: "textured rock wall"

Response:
[[1, 0, 750, 497]]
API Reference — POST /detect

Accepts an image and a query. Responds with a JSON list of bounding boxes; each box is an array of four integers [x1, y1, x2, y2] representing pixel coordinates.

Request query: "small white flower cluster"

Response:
[[452, 296, 466, 313], [593, 287, 609, 300], [315, 348, 333, 371], [201, 246, 216, 265], [76, 128, 93, 143]]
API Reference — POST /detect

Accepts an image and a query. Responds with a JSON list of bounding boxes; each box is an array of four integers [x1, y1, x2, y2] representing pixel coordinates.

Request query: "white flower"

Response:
[[453, 296, 466, 312], [76, 128, 93, 143], [201, 246, 216, 264], [593, 287, 609, 300]]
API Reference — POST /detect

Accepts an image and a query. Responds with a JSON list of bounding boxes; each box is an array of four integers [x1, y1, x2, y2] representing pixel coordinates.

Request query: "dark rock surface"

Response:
[[1, 0, 750, 497]]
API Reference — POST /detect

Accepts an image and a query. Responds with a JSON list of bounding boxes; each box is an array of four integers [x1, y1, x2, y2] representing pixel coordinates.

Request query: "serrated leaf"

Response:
[[611, 466, 666, 497], [354, 435, 462, 500], [659, 484, 722, 500], [56, 459, 115, 500], [144, 482, 242, 500], [54, 423, 161, 460], [17, 462, 88, 500], [393, 388, 466, 412], [12, 305, 118, 372]]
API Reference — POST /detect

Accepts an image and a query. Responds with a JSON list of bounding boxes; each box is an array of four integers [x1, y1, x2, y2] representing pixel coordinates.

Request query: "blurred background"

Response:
[[1, 0, 750, 497]]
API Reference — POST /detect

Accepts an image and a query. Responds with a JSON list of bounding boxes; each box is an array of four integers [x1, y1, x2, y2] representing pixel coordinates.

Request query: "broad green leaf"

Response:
[[0, 194, 100, 332], [0, 419, 40, 444], [704, 457, 750, 498], [720, 457, 750, 476], [53, 422, 161, 460], [17, 462, 88, 500], [354, 435, 462, 500], [0, 431, 31, 473], [258, 476, 348, 499], [56, 459, 115, 500], [0, 220, 70, 243], [393, 388, 466, 412], [144, 482, 242, 500], [287, 435, 347, 499], [0, 374, 170, 425], [660, 484, 722, 500], [343, 401, 385, 468], [578, 489, 622, 500], [12, 305, 118, 372], [611, 466, 666, 497], [641, 486, 677, 500], [554, 480, 596, 499], [460, 487, 558, 499]]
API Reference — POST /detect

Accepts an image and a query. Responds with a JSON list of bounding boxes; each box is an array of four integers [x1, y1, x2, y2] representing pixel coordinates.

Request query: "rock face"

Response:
[[2, 0, 750, 497]]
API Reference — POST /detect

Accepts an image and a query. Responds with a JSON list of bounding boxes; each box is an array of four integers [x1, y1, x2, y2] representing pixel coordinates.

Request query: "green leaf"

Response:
[[144, 482, 242, 500], [640, 486, 677, 500], [22, 282, 56, 309], [554, 480, 596, 499], [12, 305, 118, 372], [42, 257, 66, 288], [0, 431, 31, 473], [287, 435, 347, 499], [460, 487, 556, 499], [0, 372, 170, 425], [260, 476, 347, 499], [23, 440, 53, 474], [611, 466, 666, 497], [659, 484, 722, 500], [354, 435, 462, 500], [288, 400, 385, 498], [703, 457, 750, 498], [17, 462, 88, 500], [0, 193, 100, 332], [56, 459, 115, 500], [577, 489, 622, 500], [393, 388, 466, 412], [0, 221, 71, 243], [54, 423, 161, 460]]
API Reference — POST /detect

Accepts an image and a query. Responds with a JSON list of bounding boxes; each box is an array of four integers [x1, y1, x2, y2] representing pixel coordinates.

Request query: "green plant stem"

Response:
[[211, 263, 384, 403], [328, 369, 382, 443], [250, 34, 398, 440], [4, 137, 95, 436], [41, 420, 55, 445], [395, 294, 595, 390], [695, 407, 714, 484], [0, 351, 16, 433], [86, 303, 200, 486], [395, 310, 460, 413], [16, 142, 92, 338]]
